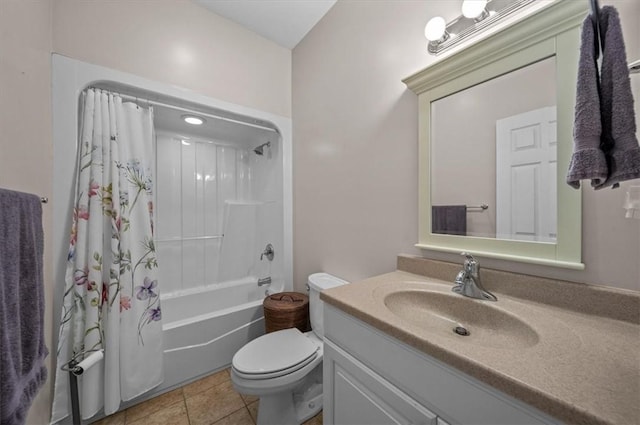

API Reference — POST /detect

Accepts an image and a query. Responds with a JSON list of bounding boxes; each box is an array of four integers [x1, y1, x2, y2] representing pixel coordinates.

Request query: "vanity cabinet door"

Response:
[[324, 339, 438, 425]]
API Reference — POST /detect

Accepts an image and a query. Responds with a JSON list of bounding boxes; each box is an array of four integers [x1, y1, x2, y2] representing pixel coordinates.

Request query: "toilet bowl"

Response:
[[231, 273, 348, 425]]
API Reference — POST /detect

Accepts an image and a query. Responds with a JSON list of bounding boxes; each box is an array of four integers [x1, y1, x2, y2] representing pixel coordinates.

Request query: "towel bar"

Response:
[[466, 204, 489, 211]]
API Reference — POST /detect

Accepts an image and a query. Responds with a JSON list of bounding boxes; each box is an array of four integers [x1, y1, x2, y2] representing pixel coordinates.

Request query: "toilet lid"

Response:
[[233, 328, 319, 377]]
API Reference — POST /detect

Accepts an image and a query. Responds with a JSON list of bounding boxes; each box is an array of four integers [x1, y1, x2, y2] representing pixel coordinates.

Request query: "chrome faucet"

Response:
[[260, 244, 274, 261], [258, 277, 272, 286], [452, 252, 497, 301]]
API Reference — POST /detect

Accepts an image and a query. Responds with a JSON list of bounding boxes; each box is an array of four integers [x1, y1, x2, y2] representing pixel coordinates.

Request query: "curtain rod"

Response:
[[92, 89, 278, 134]]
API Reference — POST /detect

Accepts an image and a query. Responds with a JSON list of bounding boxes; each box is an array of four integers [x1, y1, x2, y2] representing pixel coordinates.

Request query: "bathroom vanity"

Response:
[[323, 307, 554, 425], [320, 256, 640, 425]]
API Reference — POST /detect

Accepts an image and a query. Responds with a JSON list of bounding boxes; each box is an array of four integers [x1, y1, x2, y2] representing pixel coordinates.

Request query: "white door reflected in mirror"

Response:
[[496, 106, 557, 242]]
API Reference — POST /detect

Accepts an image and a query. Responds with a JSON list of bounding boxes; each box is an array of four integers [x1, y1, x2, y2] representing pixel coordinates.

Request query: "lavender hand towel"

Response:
[[566, 13, 608, 188], [595, 6, 640, 189], [0, 189, 48, 425], [432, 205, 467, 236]]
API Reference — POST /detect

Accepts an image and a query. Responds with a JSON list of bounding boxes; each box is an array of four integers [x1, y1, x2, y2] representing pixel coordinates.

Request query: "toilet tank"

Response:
[[308, 273, 349, 339]]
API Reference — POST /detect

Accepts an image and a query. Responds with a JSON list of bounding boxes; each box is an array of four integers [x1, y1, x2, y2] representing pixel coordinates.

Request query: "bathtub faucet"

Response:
[[258, 277, 272, 286], [260, 244, 275, 261]]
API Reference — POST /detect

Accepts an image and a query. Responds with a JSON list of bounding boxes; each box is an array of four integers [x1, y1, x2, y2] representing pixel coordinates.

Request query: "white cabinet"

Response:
[[326, 340, 437, 425], [323, 305, 559, 425]]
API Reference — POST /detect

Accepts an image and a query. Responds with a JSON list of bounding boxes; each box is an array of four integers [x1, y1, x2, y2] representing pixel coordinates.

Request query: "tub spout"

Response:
[[258, 277, 272, 286]]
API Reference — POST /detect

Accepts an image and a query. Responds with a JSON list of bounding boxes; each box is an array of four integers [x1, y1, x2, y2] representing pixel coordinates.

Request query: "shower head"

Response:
[[253, 141, 271, 156]]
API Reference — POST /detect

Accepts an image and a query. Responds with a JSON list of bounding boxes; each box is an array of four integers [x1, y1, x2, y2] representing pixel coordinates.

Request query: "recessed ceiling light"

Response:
[[182, 115, 205, 125]]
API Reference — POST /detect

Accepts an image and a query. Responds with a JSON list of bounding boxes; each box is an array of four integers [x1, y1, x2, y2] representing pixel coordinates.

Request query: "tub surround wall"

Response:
[[155, 129, 284, 295], [156, 133, 250, 294], [292, 0, 640, 292]]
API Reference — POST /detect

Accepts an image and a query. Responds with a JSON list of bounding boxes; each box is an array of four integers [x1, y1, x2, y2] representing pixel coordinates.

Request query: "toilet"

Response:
[[231, 273, 348, 425]]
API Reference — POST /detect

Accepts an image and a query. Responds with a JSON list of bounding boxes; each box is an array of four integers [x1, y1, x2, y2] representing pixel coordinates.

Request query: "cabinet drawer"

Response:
[[325, 339, 438, 425]]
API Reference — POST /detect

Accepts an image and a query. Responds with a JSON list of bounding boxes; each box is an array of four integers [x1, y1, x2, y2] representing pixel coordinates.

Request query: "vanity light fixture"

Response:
[[425, 16, 449, 43], [425, 0, 536, 55], [182, 115, 205, 125], [462, 0, 489, 20]]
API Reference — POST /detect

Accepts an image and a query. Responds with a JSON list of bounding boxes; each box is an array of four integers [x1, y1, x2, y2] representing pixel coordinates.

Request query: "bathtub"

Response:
[[153, 276, 279, 394]]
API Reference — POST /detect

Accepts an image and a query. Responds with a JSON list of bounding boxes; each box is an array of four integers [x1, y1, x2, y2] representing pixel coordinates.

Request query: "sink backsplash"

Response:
[[397, 255, 639, 325]]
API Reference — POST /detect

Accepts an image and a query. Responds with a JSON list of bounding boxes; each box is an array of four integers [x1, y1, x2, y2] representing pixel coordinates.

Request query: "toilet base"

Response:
[[294, 393, 322, 423], [249, 364, 323, 425], [256, 392, 321, 425]]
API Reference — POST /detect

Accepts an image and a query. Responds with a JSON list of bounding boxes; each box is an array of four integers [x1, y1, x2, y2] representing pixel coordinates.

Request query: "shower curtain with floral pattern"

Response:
[[51, 88, 163, 422]]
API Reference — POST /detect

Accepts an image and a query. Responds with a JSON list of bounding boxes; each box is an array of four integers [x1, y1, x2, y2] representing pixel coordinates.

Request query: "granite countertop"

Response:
[[320, 259, 640, 425]]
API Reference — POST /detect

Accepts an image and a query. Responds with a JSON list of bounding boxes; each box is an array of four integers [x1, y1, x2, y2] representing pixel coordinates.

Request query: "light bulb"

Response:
[[182, 115, 205, 125], [462, 0, 488, 19], [425, 16, 446, 42]]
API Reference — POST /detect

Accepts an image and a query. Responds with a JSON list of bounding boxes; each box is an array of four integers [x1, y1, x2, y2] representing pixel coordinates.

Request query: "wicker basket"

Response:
[[263, 292, 310, 334]]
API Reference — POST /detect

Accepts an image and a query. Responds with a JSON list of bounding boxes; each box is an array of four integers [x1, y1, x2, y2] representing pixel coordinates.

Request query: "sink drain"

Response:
[[453, 326, 470, 336]]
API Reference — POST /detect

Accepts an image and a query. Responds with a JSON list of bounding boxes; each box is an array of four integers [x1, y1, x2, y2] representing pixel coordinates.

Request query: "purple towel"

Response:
[[595, 6, 640, 189], [432, 205, 467, 236], [566, 13, 608, 188], [0, 189, 48, 425]]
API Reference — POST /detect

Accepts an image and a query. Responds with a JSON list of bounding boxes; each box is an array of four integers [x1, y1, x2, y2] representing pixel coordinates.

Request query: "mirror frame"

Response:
[[404, 1, 587, 269]]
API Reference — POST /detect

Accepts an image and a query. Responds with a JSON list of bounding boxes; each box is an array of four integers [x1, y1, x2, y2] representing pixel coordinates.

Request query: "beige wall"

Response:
[[2, 1, 291, 423], [0, 2, 53, 424], [292, 0, 640, 292], [52, 0, 292, 118]]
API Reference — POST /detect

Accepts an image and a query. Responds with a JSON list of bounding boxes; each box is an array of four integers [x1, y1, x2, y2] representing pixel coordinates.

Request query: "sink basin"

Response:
[[383, 289, 540, 349]]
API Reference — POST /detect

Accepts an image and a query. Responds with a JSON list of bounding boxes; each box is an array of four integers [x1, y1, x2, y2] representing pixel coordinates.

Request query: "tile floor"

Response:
[[91, 368, 322, 425]]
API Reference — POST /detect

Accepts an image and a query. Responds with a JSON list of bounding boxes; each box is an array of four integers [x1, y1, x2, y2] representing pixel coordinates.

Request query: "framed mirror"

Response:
[[403, 1, 587, 269]]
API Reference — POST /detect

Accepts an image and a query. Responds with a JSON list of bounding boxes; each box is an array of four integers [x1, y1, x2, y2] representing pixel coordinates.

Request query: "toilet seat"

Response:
[[232, 328, 319, 380]]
